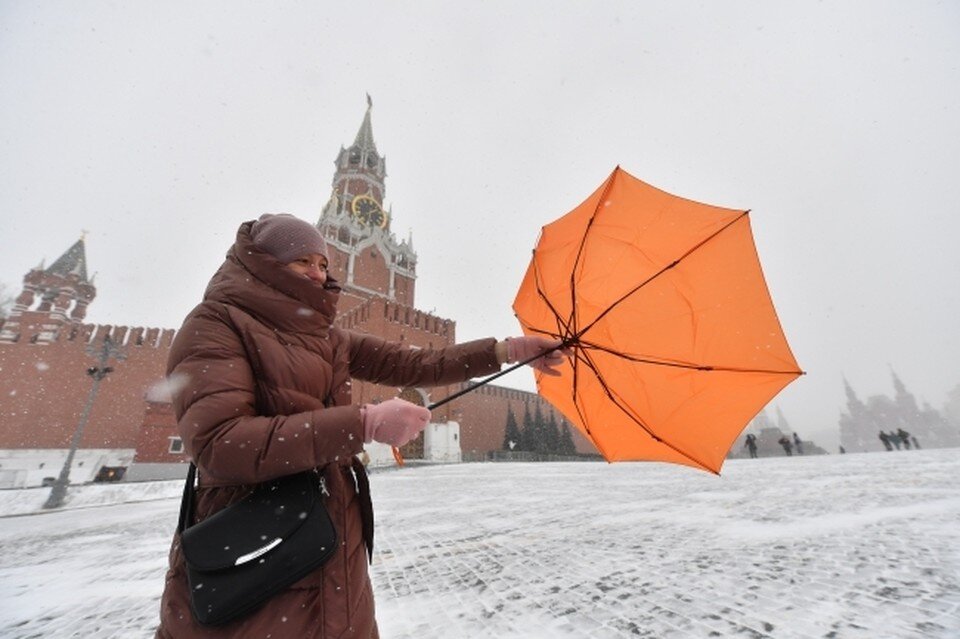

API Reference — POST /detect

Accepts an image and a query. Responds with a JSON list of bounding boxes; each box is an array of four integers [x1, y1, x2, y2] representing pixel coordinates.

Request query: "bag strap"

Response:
[[350, 456, 374, 561], [177, 462, 197, 534]]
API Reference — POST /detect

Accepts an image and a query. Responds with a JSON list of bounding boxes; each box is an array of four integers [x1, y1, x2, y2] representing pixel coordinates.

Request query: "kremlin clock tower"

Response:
[[313, 97, 459, 462], [317, 96, 417, 313]]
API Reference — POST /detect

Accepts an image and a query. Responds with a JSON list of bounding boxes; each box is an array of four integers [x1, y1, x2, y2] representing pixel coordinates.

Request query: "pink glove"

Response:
[[361, 398, 431, 446], [506, 336, 571, 377]]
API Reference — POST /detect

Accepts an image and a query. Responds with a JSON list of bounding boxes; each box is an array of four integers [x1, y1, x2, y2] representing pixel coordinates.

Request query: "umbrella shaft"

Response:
[[427, 346, 564, 411]]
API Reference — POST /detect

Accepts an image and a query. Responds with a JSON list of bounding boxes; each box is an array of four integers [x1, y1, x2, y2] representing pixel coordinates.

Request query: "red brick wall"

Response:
[[334, 180, 382, 204], [337, 297, 462, 422], [1, 247, 593, 466], [394, 274, 413, 306], [352, 245, 390, 295], [0, 304, 593, 464], [327, 245, 350, 285], [0, 320, 172, 450], [134, 400, 185, 463], [451, 383, 595, 457]]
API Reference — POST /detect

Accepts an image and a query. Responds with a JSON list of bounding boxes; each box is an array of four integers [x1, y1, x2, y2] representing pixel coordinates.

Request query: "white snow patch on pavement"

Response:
[[1, 449, 958, 638]]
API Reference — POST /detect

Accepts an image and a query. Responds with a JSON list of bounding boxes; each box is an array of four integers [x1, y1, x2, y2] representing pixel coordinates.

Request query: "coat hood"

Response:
[[202, 220, 340, 336]]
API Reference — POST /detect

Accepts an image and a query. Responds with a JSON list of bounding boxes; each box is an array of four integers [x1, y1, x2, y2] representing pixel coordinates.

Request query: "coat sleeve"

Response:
[[167, 307, 363, 485], [345, 331, 502, 388]]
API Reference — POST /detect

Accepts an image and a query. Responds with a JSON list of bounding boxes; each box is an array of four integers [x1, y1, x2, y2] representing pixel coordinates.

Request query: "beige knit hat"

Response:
[[250, 214, 328, 264]]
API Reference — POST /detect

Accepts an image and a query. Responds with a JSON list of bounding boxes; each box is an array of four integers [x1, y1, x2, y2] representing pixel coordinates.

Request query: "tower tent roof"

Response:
[[352, 95, 379, 155], [46, 237, 89, 282]]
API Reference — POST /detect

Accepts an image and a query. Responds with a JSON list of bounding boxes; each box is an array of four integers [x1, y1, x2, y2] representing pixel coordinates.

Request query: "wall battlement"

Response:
[[337, 297, 453, 338], [0, 317, 176, 349]]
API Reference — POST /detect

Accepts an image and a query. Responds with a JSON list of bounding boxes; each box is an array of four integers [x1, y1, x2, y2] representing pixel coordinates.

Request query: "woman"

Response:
[[156, 213, 565, 638]]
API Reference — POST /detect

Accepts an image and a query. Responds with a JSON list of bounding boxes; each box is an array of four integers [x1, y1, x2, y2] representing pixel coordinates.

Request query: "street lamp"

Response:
[[43, 335, 125, 509]]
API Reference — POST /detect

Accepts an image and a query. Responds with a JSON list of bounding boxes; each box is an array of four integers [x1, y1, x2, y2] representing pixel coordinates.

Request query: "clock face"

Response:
[[351, 195, 387, 228], [368, 207, 385, 228]]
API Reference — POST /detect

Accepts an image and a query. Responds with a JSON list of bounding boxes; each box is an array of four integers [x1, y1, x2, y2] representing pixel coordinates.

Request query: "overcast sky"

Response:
[[2, 1, 958, 452]]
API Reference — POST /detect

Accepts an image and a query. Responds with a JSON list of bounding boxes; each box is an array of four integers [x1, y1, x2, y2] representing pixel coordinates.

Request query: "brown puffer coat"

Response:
[[155, 222, 501, 638]]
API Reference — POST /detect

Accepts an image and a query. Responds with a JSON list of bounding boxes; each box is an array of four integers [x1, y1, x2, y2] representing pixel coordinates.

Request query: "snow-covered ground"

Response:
[[1, 449, 958, 638]]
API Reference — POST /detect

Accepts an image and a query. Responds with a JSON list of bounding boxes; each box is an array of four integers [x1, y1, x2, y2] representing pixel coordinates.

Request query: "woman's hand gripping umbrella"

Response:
[[385, 336, 572, 465]]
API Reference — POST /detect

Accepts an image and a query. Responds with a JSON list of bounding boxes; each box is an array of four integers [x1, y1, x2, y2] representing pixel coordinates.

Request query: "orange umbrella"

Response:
[[512, 166, 803, 473]]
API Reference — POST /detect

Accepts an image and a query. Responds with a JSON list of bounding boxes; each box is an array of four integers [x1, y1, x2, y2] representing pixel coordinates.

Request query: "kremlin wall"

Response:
[[0, 102, 588, 488]]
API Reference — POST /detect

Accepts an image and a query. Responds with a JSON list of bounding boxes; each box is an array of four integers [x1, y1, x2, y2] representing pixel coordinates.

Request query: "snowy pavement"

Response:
[[1, 449, 958, 638]]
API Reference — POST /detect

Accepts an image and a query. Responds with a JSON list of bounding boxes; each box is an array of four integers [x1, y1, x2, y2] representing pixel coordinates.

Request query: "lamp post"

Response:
[[43, 335, 124, 509]]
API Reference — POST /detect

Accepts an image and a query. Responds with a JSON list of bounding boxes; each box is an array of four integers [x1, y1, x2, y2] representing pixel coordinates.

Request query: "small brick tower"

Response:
[[0, 236, 178, 487], [0, 236, 96, 344]]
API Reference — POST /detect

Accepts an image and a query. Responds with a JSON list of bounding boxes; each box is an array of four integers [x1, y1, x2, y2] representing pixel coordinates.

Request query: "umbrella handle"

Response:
[[392, 446, 405, 467]]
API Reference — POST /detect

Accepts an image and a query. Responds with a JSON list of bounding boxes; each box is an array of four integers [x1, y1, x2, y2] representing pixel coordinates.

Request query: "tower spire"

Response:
[[775, 406, 791, 432], [843, 376, 866, 415], [46, 236, 90, 282], [329, 95, 388, 219], [352, 94, 379, 155]]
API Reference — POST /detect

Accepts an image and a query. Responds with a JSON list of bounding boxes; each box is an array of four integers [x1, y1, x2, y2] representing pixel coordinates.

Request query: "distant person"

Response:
[[888, 431, 902, 450], [879, 431, 892, 451], [911, 436, 921, 449], [743, 433, 758, 458], [792, 432, 804, 455], [839, 445, 846, 454], [777, 435, 793, 456], [897, 428, 911, 450]]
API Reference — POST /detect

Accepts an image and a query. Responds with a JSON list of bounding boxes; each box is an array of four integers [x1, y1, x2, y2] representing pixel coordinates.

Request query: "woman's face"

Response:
[[285, 253, 328, 285]]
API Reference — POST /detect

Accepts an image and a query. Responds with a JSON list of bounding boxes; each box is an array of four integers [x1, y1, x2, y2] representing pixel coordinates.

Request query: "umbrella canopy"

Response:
[[513, 166, 803, 473]]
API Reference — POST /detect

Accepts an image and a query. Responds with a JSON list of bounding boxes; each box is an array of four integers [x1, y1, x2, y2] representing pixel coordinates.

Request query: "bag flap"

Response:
[[182, 472, 319, 572]]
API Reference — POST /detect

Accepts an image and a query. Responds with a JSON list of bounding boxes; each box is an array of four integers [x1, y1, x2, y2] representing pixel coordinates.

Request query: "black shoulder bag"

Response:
[[177, 463, 338, 626]]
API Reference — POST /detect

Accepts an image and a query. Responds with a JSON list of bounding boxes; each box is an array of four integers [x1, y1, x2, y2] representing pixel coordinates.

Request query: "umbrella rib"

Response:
[[579, 339, 803, 376], [567, 167, 620, 339], [576, 210, 750, 341], [531, 250, 577, 343], [574, 345, 716, 473]]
